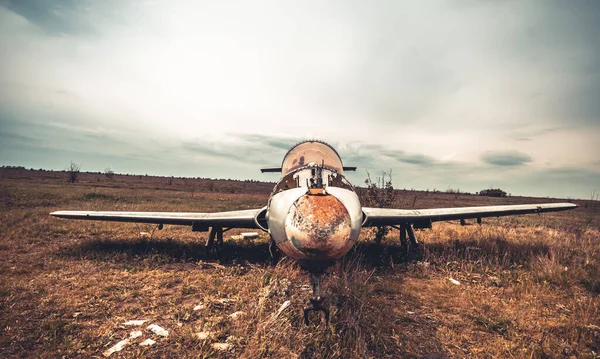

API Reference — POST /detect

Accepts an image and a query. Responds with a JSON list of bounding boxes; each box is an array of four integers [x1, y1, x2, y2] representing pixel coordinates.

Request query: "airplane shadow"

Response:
[[59, 234, 553, 272], [59, 237, 273, 265], [59, 236, 430, 268]]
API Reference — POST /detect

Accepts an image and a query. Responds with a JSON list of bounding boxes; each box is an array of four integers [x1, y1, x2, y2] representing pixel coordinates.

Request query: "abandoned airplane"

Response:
[[51, 140, 577, 324]]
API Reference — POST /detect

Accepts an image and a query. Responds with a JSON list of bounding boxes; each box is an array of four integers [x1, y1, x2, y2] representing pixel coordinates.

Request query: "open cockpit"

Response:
[[268, 140, 356, 194], [271, 162, 354, 194]]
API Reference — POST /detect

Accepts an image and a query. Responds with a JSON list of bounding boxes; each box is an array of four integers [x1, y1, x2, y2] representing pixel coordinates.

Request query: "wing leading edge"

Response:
[[50, 207, 266, 229], [361, 202, 578, 227]]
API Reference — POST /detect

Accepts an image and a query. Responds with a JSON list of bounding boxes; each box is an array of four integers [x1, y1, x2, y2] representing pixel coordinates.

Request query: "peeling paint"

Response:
[[284, 194, 352, 259]]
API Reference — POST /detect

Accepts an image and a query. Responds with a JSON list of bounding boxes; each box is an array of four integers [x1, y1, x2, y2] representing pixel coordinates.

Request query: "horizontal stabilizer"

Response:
[[261, 167, 282, 173]]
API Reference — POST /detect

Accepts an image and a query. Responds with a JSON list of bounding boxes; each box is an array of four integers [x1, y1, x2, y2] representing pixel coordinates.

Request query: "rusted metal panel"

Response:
[[284, 194, 353, 260]]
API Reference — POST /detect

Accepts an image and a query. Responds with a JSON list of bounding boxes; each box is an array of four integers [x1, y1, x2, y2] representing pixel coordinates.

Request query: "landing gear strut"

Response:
[[303, 271, 329, 326], [205, 227, 223, 258], [269, 239, 281, 265], [393, 224, 419, 249]]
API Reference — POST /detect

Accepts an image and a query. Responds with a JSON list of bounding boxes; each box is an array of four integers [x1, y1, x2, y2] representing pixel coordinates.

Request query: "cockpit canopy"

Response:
[[281, 140, 345, 175], [272, 162, 353, 194]]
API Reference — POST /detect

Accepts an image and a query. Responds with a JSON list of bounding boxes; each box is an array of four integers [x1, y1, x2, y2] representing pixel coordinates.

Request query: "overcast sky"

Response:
[[1, 0, 599, 199]]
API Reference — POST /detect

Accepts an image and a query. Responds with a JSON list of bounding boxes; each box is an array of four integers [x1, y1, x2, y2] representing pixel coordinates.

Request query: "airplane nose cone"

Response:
[[284, 193, 353, 260]]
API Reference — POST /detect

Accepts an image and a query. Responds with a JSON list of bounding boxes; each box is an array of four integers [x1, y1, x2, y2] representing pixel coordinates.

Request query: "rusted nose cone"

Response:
[[285, 193, 353, 260]]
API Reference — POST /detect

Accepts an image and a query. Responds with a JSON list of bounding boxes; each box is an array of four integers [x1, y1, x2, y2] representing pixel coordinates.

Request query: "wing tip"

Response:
[[50, 210, 78, 218], [561, 202, 579, 209]]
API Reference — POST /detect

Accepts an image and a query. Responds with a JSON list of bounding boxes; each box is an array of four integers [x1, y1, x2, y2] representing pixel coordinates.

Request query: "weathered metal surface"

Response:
[[361, 203, 579, 226], [276, 239, 306, 261], [267, 187, 307, 244], [50, 208, 265, 228], [324, 187, 363, 241], [284, 194, 353, 260], [266, 177, 362, 262], [253, 208, 269, 232]]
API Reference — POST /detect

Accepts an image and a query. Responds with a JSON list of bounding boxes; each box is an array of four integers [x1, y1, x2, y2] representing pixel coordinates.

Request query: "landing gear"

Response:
[[399, 225, 407, 247], [205, 227, 223, 258], [374, 225, 387, 245], [303, 271, 329, 326], [393, 224, 419, 250], [405, 225, 419, 248], [269, 239, 281, 265]]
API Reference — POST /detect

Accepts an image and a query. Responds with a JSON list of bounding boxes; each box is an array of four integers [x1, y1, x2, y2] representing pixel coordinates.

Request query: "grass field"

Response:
[[1, 168, 599, 358]]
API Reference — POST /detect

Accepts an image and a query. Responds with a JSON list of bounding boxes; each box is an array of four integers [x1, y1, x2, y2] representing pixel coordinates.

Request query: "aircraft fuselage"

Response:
[[264, 141, 362, 269]]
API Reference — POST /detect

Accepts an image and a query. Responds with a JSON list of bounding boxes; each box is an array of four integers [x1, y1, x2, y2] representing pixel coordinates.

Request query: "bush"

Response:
[[479, 188, 507, 197], [67, 162, 81, 183]]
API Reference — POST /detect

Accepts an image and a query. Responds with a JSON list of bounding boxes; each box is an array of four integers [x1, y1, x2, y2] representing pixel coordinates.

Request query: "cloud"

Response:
[[481, 151, 533, 167], [381, 150, 437, 166], [235, 134, 299, 152], [0, 1, 599, 198], [0, 0, 119, 35]]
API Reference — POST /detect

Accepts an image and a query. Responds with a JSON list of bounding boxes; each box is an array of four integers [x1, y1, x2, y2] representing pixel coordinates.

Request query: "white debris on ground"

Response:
[[197, 261, 225, 269], [103, 339, 130, 357], [139, 339, 156, 346], [196, 331, 213, 340], [447, 277, 461, 285], [103, 322, 168, 355], [193, 304, 205, 311], [273, 301, 291, 319], [229, 311, 246, 320], [212, 342, 233, 351], [103, 330, 144, 357], [240, 232, 259, 239], [147, 324, 169, 337], [231, 232, 260, 240], [406, 311, 415, 315], [123, 320, 147, 326], [263, 300, 292, 326]]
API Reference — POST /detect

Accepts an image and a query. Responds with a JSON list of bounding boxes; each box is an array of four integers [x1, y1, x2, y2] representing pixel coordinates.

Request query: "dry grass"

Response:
[[1, 168, 599, 358]]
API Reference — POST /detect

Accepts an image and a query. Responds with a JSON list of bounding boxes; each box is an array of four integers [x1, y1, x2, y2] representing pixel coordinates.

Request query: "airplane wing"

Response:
[[50, 207, 266, 230], [361, 202, 578, 227]]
